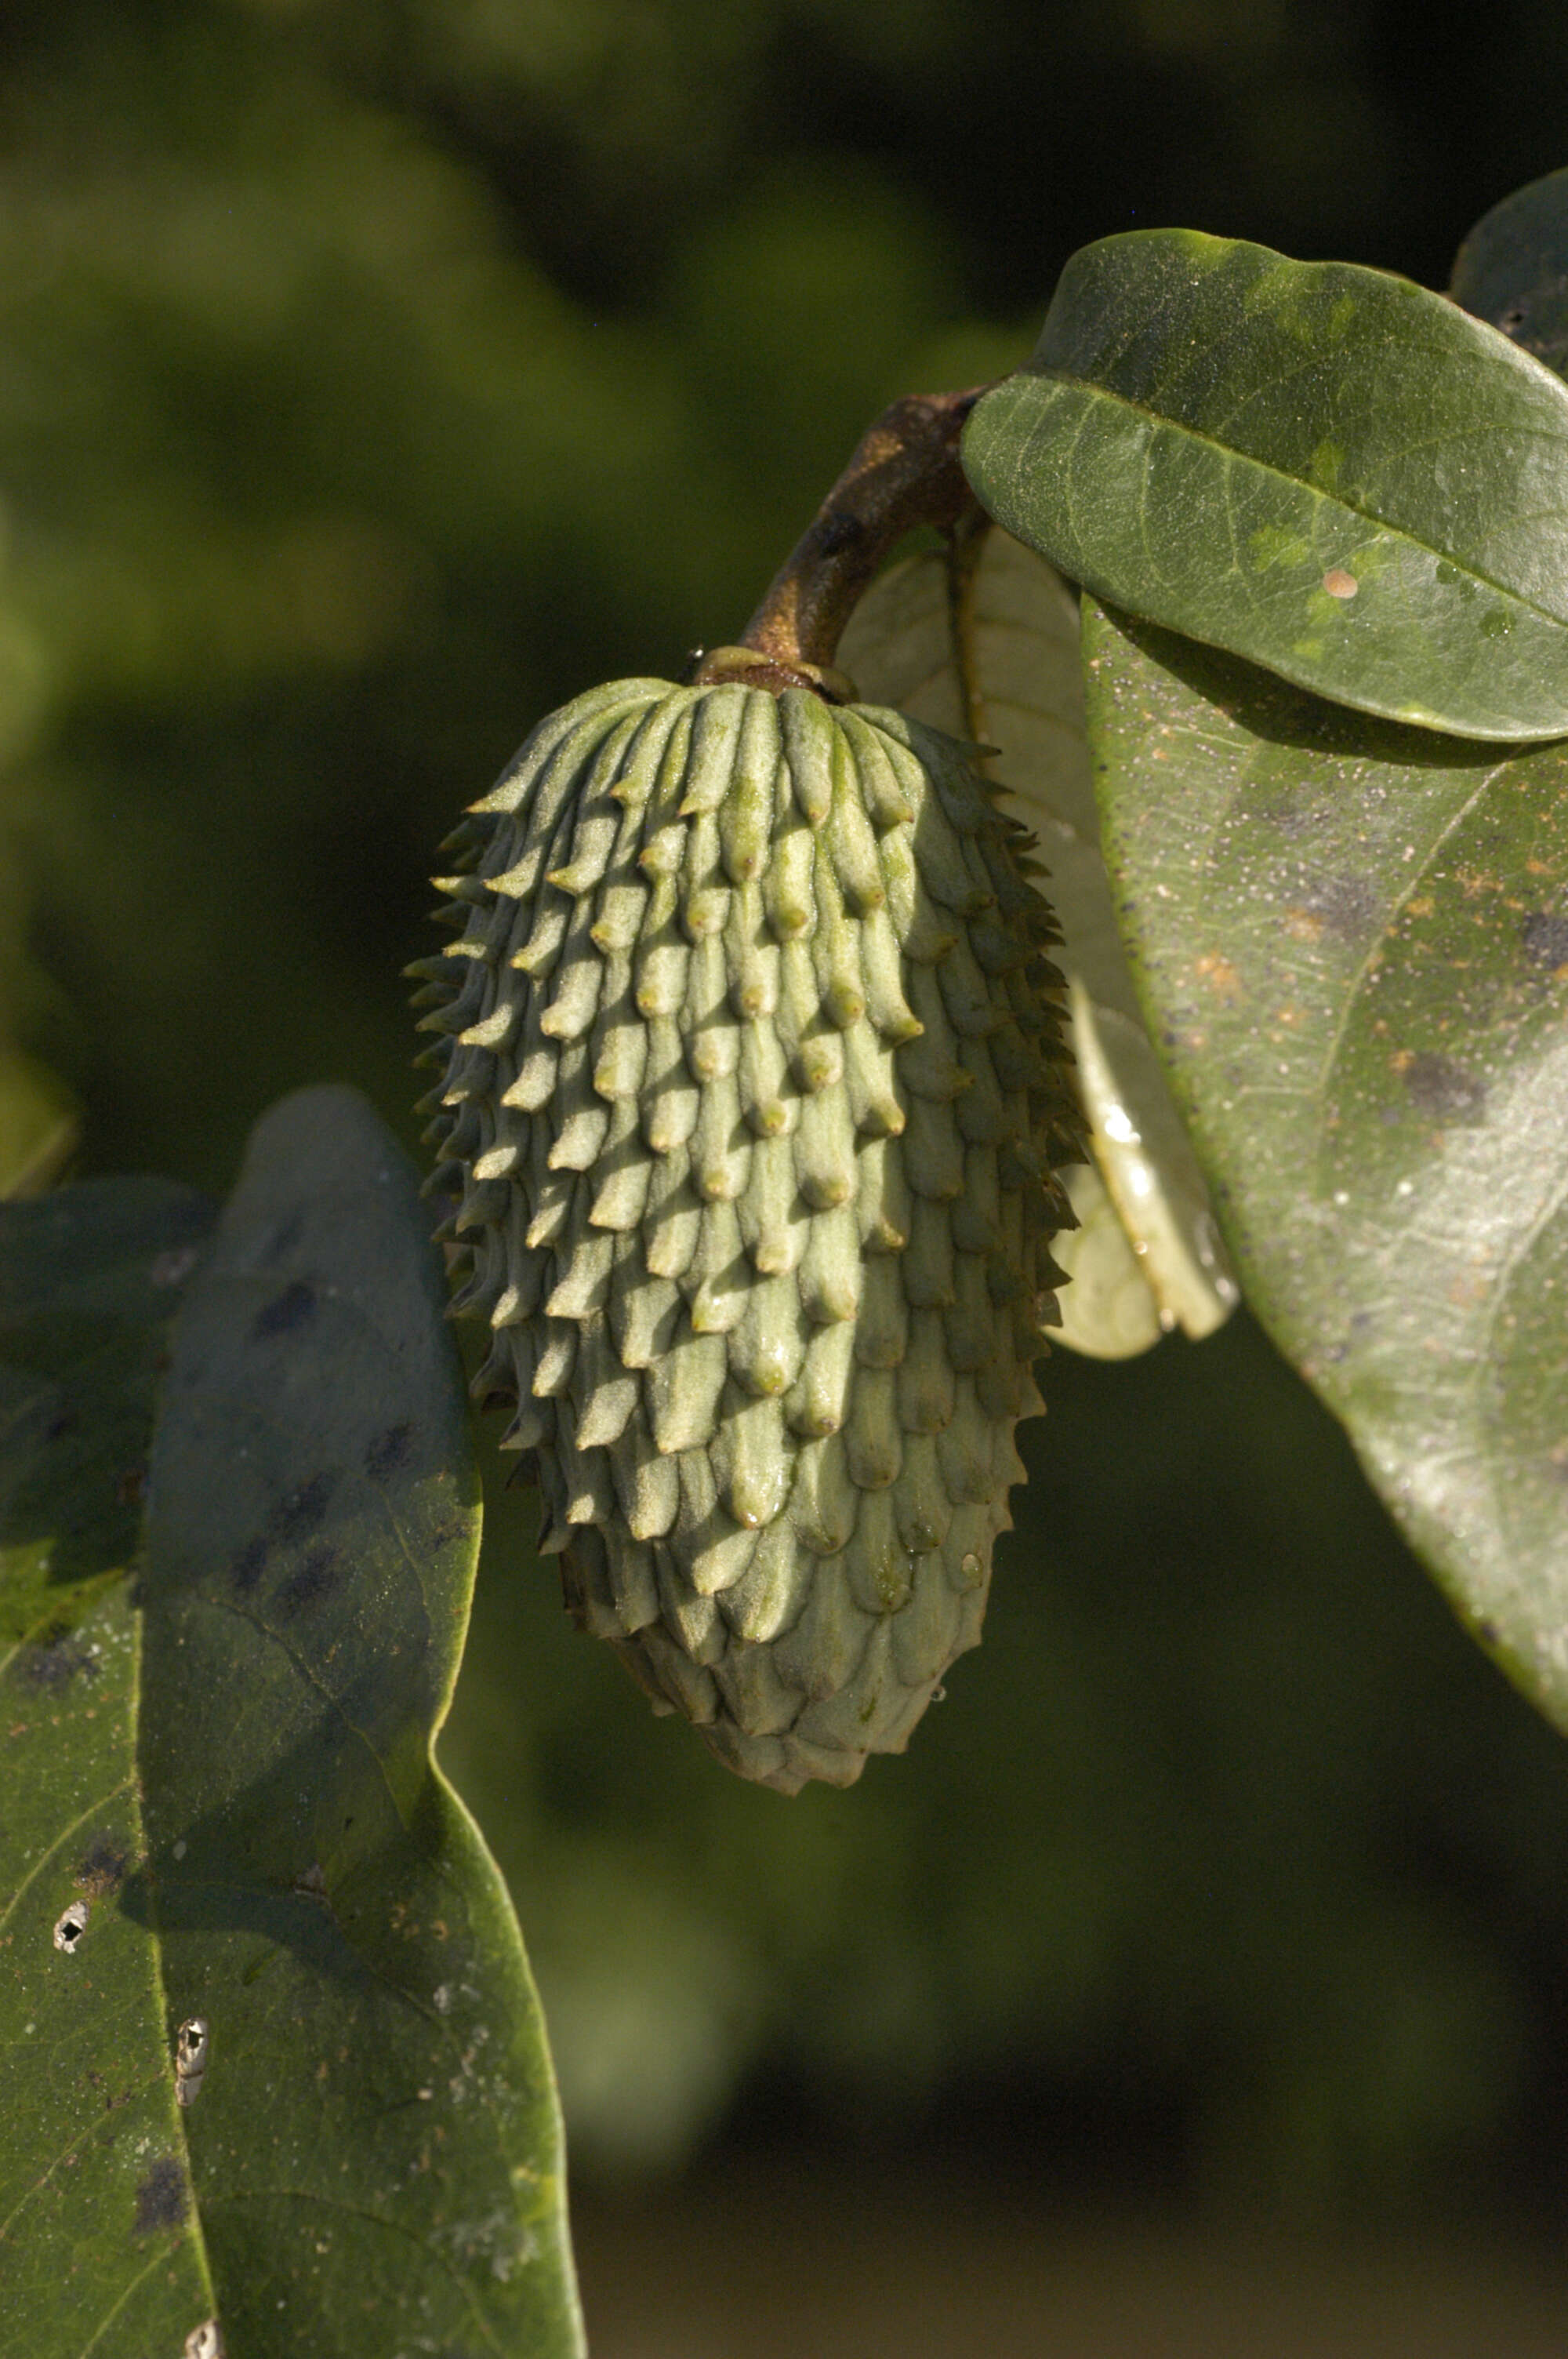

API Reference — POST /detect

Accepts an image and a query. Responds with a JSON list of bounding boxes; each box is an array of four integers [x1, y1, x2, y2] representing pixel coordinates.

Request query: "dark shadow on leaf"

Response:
[[1104, 605, 1517, 771], [0, 1181, 213, 1631]]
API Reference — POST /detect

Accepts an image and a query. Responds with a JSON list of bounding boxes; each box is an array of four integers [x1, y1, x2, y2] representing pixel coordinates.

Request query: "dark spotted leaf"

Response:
[[0, 1180, 216, 2356], [138, 1085, 584, 2354], [964, 231, 1568, 740], [1451, 166, 1568, 382], [1083, 600, 1568, 1732], [1, 1095, 583, 2357]]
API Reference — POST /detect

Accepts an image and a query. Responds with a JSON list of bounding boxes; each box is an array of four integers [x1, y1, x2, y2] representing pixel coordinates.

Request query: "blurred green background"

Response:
[[11, 0, 1568, 2231]]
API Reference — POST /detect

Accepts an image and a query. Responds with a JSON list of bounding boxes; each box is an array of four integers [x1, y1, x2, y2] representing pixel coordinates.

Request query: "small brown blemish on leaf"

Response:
[[1323, 569, 1359, 599], [133, 2154, 188, 2234], [115, 1466, 146, 1508], [74, 1837, 128, 1899], [1193, 952, 1243, 1005]]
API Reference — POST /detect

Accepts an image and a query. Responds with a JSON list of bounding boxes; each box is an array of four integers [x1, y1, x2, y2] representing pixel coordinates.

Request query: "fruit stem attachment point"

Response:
[[692, 387, 988, 700]]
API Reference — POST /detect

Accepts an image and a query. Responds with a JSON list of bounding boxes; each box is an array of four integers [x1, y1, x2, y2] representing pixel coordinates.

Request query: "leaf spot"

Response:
[[174, 2017, 209, 2107], [133, 2154, 188, 2234], [269, 1470, 338, 1541], [1193, 951, 1243, 1005], [53, 1900, 89, 1952], [278, 1543, 342, 1616], [1521, 911, 1568, 972], [229, 1537, 267, 1596], [1302, 874, 1381, 943], [74, 1836, 128, 1898], [1400, 1052, 1487, 1125], [365, 1419, 416, 1482], [21, 1636, 98, 1689], [251, 1279, 318, 1341]]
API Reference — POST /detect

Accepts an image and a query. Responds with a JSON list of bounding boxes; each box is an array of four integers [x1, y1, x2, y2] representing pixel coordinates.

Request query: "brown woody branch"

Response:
[[692, 387, 988, 701]]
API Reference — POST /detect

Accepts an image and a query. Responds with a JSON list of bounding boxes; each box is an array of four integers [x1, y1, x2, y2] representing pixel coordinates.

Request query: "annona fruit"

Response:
[[412, 663, 1084, 1792]]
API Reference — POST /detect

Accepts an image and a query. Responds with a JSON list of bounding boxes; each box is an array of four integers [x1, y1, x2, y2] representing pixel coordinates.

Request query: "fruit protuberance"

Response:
[[413, 675, 1085, 1792]]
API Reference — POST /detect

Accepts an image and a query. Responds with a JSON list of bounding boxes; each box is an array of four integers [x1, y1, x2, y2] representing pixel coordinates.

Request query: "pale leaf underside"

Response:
[[838, 522, 1238, 1357]]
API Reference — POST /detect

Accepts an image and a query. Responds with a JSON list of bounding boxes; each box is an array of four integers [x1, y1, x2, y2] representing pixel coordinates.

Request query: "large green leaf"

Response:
[[964, 231, 1568, 741], [138, 1085, 584, 2355], [838, 521, 1237, 1356], [1451, 166, 1568, 381], [1083, 598, 1568, 1732], [1, 1180, 216, 2357], [1, 1092, 584, 2356]]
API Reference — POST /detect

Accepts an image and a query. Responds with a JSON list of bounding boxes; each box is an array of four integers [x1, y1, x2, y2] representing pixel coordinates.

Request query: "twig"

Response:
[[693, 387, 988, 700]]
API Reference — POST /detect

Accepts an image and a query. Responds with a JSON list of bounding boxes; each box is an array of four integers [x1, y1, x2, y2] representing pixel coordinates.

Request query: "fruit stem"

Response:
[[693, 387, 987, 700]]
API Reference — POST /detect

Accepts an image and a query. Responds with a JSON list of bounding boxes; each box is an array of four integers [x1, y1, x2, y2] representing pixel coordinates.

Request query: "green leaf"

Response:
[[0, 1093, 584, 2357], [1083, 598, 1568, 1733], [964, 231, 1568, 741], [1450, 166, 1568, 381], [1, 1180, 216, 2358], [139, 1085, 585, 2356], [837, 521, 1237, 1355]]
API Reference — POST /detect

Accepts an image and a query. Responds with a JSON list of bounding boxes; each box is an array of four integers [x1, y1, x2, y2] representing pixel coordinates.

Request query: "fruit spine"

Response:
[[412, 672, 1084, 1791]]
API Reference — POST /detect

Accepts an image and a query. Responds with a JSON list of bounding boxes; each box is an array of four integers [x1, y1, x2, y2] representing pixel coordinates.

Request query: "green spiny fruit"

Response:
[[411, 664, 1086, 1793]]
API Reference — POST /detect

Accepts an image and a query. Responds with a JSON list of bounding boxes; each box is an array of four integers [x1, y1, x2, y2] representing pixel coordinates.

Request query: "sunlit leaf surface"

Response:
[[1084, 598, 1568, 1731], [966, 231, 1568, 740]]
